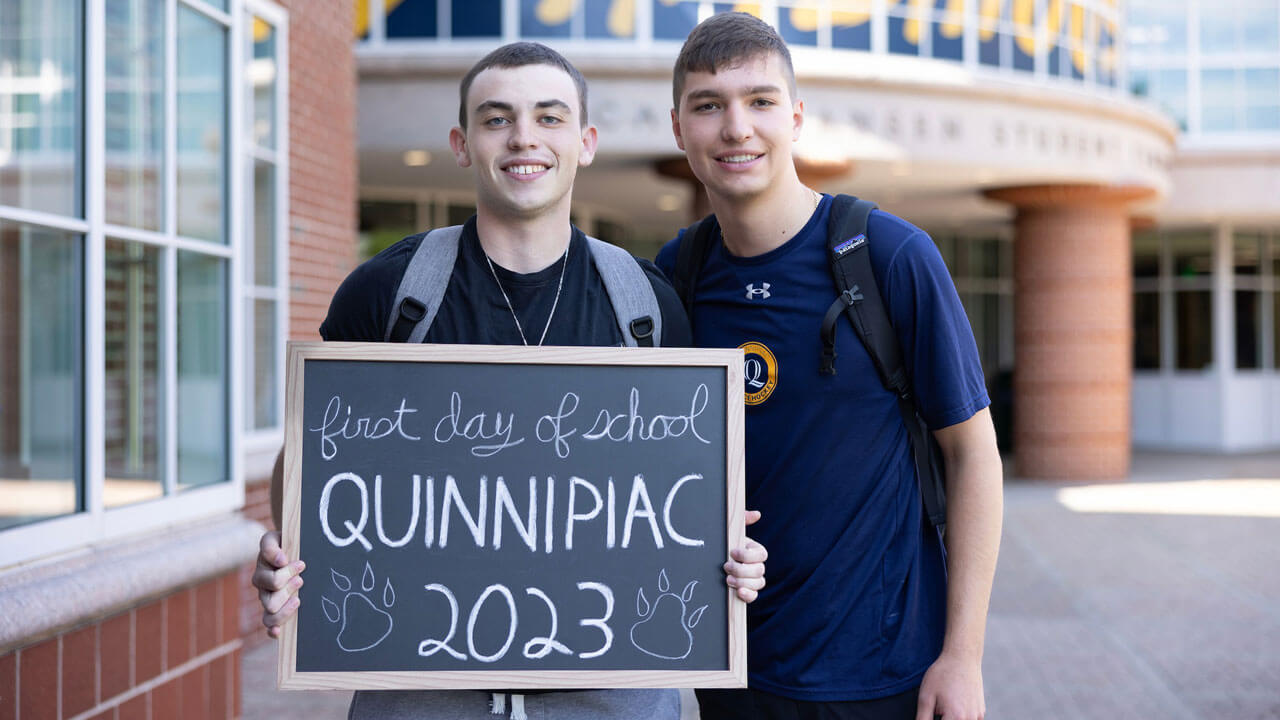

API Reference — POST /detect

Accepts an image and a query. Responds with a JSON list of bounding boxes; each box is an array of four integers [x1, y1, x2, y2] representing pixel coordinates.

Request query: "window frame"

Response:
[[241, 0, 289, 454], [0, 0, 261, 568]]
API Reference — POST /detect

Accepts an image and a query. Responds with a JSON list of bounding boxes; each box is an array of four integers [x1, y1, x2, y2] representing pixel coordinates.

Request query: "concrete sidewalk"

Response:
[[242, 451, 1280, 719]]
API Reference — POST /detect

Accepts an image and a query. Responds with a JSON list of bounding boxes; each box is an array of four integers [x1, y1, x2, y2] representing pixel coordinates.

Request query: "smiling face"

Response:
[[450, 63, 598, 223], [671, 52, 803, 206]]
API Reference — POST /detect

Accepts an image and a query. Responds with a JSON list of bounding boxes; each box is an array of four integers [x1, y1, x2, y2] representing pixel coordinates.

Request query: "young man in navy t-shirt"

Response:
[[655, 13, 1003, 720]]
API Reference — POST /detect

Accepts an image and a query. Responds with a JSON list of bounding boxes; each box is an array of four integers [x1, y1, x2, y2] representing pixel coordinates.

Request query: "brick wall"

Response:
[[280, 0, 358, 342], [0, 574, 242, 720]]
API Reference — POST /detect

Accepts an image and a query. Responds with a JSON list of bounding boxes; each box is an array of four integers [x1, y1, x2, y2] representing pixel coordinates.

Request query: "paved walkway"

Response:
[[242, 451, 1280, 719]]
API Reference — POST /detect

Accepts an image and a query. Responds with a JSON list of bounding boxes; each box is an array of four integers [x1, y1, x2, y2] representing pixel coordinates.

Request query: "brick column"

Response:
[[984, 184, 1154, 480]]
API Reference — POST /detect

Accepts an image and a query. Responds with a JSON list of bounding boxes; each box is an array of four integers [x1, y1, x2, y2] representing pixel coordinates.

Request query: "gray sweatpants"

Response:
[[347, 688, 681, 720]]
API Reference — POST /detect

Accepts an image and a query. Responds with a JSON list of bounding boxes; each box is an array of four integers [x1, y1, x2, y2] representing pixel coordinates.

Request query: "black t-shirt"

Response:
[[319, 217, 691, 347]]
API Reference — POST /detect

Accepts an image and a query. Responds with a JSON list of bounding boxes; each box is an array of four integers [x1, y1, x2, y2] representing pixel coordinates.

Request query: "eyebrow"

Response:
[[473, 99, 573, 116], [684, 85, 784, 101]]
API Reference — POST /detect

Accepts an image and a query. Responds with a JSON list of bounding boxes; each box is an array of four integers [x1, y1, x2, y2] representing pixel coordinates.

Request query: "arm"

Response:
[[250, 448, 306, 638], [917, 407, 1003, 720]]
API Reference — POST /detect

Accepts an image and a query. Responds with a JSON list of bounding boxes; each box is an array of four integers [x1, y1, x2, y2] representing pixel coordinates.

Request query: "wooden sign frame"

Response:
[[278, 341, 746, 691]]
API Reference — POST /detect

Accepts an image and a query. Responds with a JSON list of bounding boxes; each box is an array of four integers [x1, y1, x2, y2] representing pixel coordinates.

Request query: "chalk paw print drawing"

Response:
[[629, 569, 707, 660], [321, 562, 396, 652]]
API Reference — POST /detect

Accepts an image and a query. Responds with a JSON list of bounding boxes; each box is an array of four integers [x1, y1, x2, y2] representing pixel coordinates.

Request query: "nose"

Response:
[[507, 116, 539, 150], [720, 104, 752, 144]]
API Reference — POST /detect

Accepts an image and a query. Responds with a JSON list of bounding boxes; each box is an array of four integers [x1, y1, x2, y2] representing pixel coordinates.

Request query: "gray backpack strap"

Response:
[[384, 225, 464, 343], [585, 236, 662, 347]]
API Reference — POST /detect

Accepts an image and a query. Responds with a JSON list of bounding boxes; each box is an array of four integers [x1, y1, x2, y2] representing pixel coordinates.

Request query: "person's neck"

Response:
[[711, 177, 818, 259], [474, 205, 573, 274]]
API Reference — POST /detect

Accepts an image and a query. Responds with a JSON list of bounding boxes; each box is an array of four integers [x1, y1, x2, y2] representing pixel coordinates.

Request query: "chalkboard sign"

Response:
[[278, 342, 746, 690]]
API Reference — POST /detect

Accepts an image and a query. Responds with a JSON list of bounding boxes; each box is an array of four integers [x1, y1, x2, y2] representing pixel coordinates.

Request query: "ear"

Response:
[[448, 126, 471, 168], [792, 98, 804, 142], [578, 124, 599, 167], [670, 108, 685, 151]]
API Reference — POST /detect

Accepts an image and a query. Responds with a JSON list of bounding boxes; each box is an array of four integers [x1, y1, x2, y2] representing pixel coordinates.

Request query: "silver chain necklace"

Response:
[[484, 242, 570, 346]]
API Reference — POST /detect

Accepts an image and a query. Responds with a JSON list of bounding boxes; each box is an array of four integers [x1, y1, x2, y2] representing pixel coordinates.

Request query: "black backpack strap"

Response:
[[671, 216, 719, 325], [824, 195, 947, 530]]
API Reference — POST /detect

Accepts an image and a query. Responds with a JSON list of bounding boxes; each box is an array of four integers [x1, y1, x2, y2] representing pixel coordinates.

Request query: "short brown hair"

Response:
[[458, 42, 589, 129], [672, 12, 796, 110]]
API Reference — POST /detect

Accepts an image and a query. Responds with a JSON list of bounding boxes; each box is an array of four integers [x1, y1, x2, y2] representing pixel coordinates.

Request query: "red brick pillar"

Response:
[[984, 184, 1154, 480]]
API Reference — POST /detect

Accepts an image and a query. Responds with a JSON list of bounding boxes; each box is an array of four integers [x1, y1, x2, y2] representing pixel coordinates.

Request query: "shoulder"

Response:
[[319, 232, 427, 341], [655, 232, 683, 277], [866, 209, 935, 270]]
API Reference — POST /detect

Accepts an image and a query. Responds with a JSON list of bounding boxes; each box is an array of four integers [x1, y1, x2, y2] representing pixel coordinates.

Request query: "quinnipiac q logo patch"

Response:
[[739, 341, 777, 405]]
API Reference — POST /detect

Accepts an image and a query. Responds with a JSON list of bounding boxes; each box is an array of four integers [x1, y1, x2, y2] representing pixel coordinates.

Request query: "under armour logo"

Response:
[[745, 283, 771, 300]]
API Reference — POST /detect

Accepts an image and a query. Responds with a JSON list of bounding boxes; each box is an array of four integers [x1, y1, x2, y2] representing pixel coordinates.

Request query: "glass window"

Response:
[[0, 221, 82, 530], [933, 234, 955, 274], [1010, 0, 1035, 72], [832, 0, 873, 50], [1236, 290, 1261, 369], [1274, 288, 1280, 372], [176, 7, 228, 243], [978, 0, 1003, 67], [250, 18, 277, 150], [447, 202, 476, 227], [1198, 4, 1235, 54], [1201, 68, 1238, 133], [586, 0, 635, 39], [522, 0, 573, 38], [177, 251, 228, 490], [1133, 231, 1160, 279], [386, 0, 439, 38], [359, 199, 417, 259], [594, 217, 628, 246], [251, 299, 278, 430], [779, 3, 819, 47], [1095, 13, 1118, 87], [888, 0, 921, 56], [1175, 290, 1213, 370], [1134, 292, 1161, 370], [0, 0, 83, 218], [931, 0, 965, 62], [356, 0, 371, 40], [453, 0, 501, 37], [1171, 231, 1213, 278], [105, 0, 164, 231], [1127, 0, 1187, 55], [103, 239, 164, 508], [1240, 0, 1280, 52], [252, 160, 276, 285], [1244, 68, 1280, 132], [654, 0, 700, 41], [1234, 232, 1262, 275]]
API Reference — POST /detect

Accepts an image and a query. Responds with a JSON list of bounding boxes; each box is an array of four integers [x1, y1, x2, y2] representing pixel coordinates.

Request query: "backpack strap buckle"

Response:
[[629, 316, 655, 347]]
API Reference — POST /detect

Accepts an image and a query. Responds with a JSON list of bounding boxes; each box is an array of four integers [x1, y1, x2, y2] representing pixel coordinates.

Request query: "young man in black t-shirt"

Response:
[[250, 42, 768, 719]]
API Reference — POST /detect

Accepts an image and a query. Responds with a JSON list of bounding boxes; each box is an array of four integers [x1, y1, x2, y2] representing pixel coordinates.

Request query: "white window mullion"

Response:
[[179, 0, 233, 27], [163, 0, 180, 497], [85, 0, 107, 523], [0, 206, 91, 235], [166, 0, 178, 239], [371, 0, 386, 45], [229, 0, 247, 499], [164, 244, 178, 497]]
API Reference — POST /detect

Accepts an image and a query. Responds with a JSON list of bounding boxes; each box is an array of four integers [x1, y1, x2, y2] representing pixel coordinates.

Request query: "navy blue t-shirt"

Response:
[[656, 196, 989, 701]]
